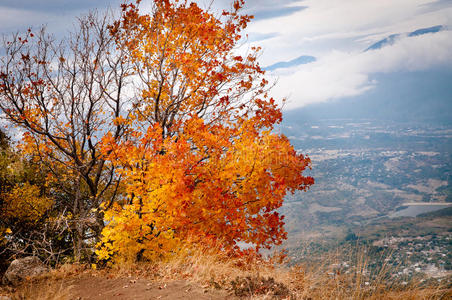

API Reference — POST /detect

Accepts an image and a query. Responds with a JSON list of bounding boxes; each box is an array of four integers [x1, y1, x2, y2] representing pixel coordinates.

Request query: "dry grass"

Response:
[[7, 281, 71, 300], [283, 246, 451, 300], [1, 246, 451, 299], [1, 264, 88, 300], [106, 244, 452, 299]]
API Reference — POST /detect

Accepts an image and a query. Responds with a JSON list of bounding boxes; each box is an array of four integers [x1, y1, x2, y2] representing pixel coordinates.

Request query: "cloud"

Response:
[[250, 0, 450, 38], [0, 0, 121, 36], [1, 0, 451, 112], [207, 0, 302, 10], [419, 0, 452, 13], [0, 7, 52, 34], [269, 30, 452, 109], [0, 0, 108, 12], [247, 32, 279, 42], [245, 0, 452, 64], [235, 0, 452, 109], [252, 6, 307, 21], [199, 0, 306, 21]]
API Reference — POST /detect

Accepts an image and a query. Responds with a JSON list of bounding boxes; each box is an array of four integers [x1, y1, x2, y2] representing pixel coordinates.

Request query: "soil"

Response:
[[67, 274, 236, 300], [0, 274, 238, 300]]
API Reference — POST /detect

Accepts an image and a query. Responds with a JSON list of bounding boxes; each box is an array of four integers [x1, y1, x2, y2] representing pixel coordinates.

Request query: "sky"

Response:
[[1, 0, 451, 110]]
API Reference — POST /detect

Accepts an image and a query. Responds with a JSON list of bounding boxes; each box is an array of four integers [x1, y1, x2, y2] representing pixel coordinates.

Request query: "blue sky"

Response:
[[1, 0, 451, 110]]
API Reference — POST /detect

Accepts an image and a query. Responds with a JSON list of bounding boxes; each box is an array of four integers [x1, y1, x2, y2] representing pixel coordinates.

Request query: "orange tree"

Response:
[[96, 0, 314, 264]]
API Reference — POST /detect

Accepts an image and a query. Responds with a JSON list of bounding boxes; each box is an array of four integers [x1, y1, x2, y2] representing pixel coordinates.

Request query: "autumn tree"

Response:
[[0, 0, 314, 265], [0, 129, 72, 271], [0, 12, 133, 261], [96, 0, 314, 264]]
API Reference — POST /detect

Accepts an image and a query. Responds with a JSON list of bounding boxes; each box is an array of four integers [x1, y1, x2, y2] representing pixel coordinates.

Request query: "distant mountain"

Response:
[[365, 25, 445, 51], [408, 25, 444, 37], [265, 55, 316, 71], [365, 34, 399, 51]]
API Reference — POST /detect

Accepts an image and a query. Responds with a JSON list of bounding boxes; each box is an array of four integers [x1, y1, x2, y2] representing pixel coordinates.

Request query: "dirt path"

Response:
[[67, 274, 236, 300]]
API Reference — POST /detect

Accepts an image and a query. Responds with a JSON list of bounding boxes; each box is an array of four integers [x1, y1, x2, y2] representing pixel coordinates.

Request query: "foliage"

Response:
[[0, 131, 50, 271], [96, 0, 313, 264], [0, 12, 132, 261], [0, 0, 313, 265], [0, 130, 46, 222], [1, 182, 52, 224], [0, 130, 81, 272]]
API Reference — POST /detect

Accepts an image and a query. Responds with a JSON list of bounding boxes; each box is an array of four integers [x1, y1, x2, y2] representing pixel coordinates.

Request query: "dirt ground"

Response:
[[68, 274, 235, 300], [0, 274, 238, 300]]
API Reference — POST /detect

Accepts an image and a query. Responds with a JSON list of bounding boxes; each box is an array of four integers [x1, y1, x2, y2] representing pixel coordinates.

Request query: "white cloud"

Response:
[[269, 30, 452, 109], [0, 1, 122, 36], [0, 7, 52, 33], [228, 0, 452, 109], [246, 0, 452, 63]]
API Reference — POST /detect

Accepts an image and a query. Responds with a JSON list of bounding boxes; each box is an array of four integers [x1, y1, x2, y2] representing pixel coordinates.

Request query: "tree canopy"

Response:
[[0, 0, 313, 265]]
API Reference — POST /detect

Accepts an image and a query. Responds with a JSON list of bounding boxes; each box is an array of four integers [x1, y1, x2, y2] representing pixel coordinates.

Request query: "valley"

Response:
[[279, 118, 452, 281]]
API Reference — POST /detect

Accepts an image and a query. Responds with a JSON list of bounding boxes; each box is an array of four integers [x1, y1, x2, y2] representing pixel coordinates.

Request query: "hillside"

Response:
[[278, 99, 452, 283], [1, 252, 451, 300]]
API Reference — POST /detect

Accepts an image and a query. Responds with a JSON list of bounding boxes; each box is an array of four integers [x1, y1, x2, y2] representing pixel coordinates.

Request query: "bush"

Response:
[[230, 275, 292, 299]]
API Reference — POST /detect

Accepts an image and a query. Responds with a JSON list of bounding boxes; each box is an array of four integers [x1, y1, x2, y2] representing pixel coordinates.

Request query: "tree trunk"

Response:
[[73, 174, 83, 262], [73, 225, 83, 262]]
